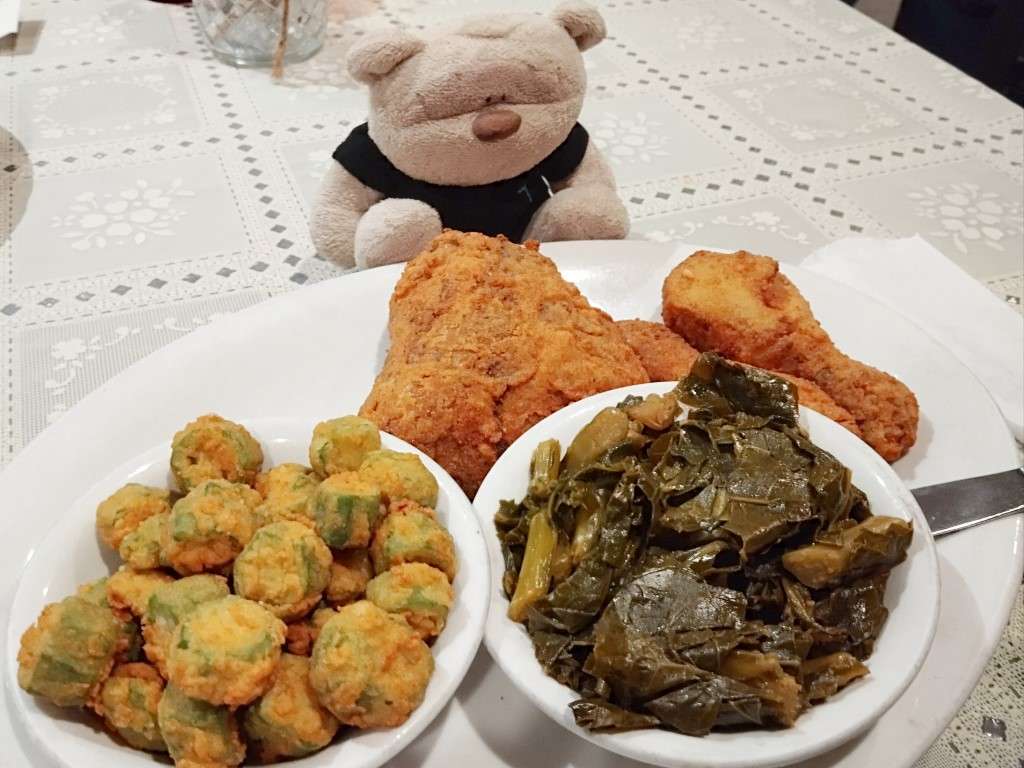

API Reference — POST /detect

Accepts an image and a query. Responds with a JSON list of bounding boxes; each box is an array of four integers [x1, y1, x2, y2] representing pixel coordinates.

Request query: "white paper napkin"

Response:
[[0, 0, 19, 38], [801, 235, 1024, 443]]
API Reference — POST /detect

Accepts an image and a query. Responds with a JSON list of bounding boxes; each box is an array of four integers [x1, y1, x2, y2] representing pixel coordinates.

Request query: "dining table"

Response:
[[0, 0, 1021, 766]]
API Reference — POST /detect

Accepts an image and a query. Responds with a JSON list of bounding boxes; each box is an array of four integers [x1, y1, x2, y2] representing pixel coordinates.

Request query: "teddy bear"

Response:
[[310, 1, 629, 270]]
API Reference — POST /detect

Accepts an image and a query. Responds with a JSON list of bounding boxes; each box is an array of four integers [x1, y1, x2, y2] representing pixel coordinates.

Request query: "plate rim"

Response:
[[6, 416, 491, 768], [473, 381, 941, 768]]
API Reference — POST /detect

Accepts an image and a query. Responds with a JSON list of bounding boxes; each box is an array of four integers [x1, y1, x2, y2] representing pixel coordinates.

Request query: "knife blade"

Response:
[[911, 468, 1024, 537]]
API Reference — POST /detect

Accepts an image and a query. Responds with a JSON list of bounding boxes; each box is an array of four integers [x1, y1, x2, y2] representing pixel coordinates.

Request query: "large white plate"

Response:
[[475, 386, 940, 768], [0, 241, 1019, 768], [6, 422, 488, 768]]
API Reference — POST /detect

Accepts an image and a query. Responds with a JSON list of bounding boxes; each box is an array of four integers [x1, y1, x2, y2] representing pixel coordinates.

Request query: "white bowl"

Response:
[[6, 418, 490, 768], [473, 383, 940, 768]]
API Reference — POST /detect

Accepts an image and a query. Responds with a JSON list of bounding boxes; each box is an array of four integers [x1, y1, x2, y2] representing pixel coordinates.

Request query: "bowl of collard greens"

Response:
[[473, 354, 939, 768]]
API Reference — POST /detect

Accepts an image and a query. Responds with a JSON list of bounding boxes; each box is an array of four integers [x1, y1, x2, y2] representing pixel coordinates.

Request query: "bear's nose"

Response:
[[472, 108, 522, 141]]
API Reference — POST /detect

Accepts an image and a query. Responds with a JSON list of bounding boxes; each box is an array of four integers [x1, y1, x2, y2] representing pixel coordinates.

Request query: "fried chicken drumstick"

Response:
[[360, 232, 649, 494], [616, 319, 863, 437], [661, 251, 918, 461]]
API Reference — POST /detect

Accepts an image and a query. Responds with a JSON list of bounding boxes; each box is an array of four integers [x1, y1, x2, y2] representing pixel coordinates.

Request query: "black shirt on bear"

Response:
[[332, 123, 590, 243]]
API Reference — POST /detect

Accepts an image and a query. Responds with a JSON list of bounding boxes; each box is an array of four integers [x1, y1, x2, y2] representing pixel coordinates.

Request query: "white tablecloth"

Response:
[[0, 0, 1021, 765]]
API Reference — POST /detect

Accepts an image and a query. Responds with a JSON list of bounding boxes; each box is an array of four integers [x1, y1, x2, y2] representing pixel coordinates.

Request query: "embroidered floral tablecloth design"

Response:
[[1, 0, 1021, 766]]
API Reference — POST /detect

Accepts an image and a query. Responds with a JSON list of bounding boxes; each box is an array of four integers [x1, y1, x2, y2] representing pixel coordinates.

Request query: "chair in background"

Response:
[[895, 0, 1024, 106]]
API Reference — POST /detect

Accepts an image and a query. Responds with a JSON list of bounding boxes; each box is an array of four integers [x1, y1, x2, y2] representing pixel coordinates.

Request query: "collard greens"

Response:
[[496, 354, 911, 735]]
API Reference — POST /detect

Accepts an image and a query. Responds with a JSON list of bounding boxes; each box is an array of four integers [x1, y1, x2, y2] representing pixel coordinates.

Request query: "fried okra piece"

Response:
[[358, 449, 438, 507], [76, 577, 113, 608], [243, 653, 340, 761], [254, 463, 318, 528], [107, 568, 175, 619], [310, 600, 433, 728], [285, 606, 338, 656], [162, 479, 260, 576], [96, 484, 172, 551], [365, 563, 453, 640], [233, 521, 332, 620], [167, 596, 286, 707], [309, 416, 382, 477], [324, 548, 373, 606], [75, 579, 144, 661], [17, 595, 126, 707], [158, 683, 245, 768], [170, 414, 263, 493], [95, 663, 166, 752], [310, 473, 381, 550], [370, 500, 457, 580], [119, 513, 169, 571], [142, 574, 230, 677]]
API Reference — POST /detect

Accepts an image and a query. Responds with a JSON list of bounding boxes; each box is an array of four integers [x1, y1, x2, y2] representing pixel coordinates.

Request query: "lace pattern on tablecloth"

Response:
[[919, 590, 1024, 768]]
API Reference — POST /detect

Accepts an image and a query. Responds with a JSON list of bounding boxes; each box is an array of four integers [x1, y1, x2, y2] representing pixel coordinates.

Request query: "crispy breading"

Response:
[[661, 251, 918, 461], [615, 319, 700, 381], [776, 373, 863, 436], [616, 319, 862, 436], [360, 232, 649, 494]]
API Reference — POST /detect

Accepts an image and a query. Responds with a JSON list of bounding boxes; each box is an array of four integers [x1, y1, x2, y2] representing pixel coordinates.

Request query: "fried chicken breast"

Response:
[[360, 232, 649, 494], [661, 251, 918, 461], [616, 319, 862, 437]]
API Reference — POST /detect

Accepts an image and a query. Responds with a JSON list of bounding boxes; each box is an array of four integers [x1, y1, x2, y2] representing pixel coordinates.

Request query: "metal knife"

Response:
[[912, 468, 1024, 537]]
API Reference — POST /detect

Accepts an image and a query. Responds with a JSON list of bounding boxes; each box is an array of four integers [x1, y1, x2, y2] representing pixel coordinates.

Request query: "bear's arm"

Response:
[[550, 141, 617, 192], [310, 163, 384, 268], [525, 143, 629, 241]]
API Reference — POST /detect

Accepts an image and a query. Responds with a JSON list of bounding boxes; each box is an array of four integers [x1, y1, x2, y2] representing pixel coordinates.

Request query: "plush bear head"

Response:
[[346, 2, 606, 187]]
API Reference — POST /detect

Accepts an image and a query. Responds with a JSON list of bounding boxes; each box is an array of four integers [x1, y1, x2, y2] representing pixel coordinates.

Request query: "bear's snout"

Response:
[[472, 108, 522, 141]]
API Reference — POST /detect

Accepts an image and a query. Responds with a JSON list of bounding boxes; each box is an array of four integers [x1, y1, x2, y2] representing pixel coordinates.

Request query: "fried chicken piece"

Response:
[[661, 251, 918, 461], [616, 319, 862, 436], [616, 319, 699, 381], [360, 232, 649, 494], [778, 373, 863, 437]]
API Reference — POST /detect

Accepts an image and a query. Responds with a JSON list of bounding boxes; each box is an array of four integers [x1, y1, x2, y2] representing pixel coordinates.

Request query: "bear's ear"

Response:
[[551, 1, 607, 52], [347, 30, 425, 84]]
